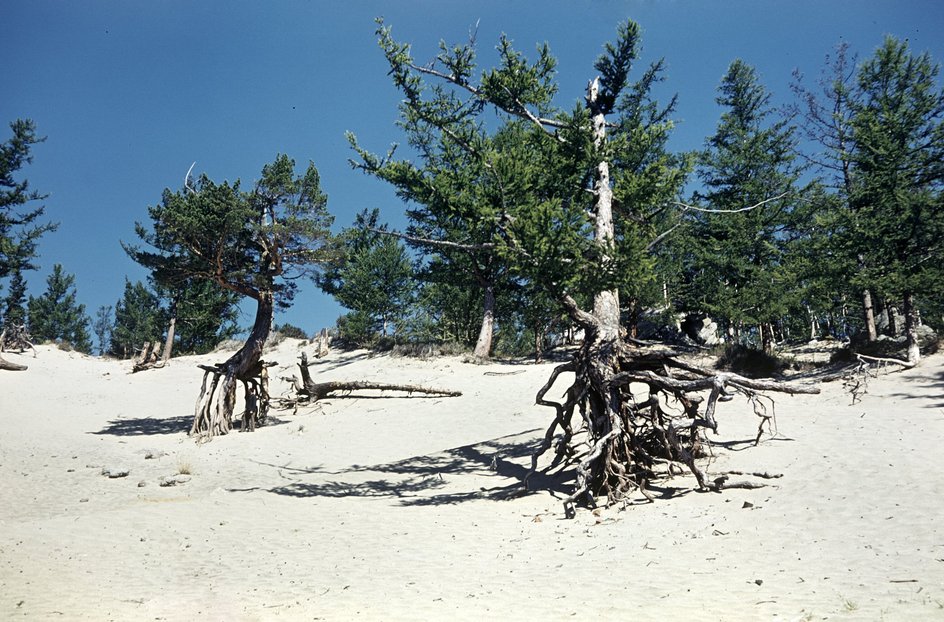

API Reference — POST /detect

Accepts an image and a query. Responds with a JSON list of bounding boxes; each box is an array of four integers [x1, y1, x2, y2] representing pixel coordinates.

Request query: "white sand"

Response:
[[1, 340, 942, 620]]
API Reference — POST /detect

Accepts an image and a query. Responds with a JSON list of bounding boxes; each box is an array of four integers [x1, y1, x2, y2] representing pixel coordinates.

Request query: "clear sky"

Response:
[[3, 0, 943, 340]]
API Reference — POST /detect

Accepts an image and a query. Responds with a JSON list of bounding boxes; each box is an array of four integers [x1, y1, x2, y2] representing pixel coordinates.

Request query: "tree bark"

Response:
[[862, 288, 877, 341], [885, 299, 899, 336], [162, 299, 177, 363], [191, 290, 273, 437], [761, 322, 774, 353], [472, 281, 496, 359], [903, 291, 921, 365]]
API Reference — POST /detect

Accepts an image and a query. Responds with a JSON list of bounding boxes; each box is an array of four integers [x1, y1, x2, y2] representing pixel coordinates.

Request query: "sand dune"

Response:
[[1, 340, 942, 620]]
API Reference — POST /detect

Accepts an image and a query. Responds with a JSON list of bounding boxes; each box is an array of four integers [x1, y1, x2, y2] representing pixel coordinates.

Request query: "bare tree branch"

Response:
[[674, 192, 790, 214]]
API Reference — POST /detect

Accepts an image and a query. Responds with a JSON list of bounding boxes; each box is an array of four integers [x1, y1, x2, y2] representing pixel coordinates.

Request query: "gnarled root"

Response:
[[529, 337, 819, 516]]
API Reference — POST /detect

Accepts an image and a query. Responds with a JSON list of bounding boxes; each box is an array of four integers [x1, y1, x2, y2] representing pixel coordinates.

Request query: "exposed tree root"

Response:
[[132, 341, 165, 373], [1, 324, 36, 355], [526, 335, 819, 517], [280, 351, 461, 407], [1, 325, 36, 371], [192, 359, 276, 437]]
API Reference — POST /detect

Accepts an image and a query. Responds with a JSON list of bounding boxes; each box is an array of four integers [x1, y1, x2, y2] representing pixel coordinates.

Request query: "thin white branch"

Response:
[[674, 192, 789, 214], [368, 227, 496, 253], [184, 161, 197, 195]]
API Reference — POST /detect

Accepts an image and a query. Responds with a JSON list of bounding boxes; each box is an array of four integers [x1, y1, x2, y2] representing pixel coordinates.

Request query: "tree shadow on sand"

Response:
[[93, 413, 290, 436], [881, 368, 944, 409], [239, 429, 574, 506]]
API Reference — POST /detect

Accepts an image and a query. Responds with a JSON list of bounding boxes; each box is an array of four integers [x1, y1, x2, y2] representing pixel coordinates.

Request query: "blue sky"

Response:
[[3, 0, 943, 339]]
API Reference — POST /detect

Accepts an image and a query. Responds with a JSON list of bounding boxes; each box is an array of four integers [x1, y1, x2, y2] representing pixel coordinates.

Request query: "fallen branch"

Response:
[[0, 354, 27, 371], [855, 352, 915, 368], [285, 351, 462, 404]]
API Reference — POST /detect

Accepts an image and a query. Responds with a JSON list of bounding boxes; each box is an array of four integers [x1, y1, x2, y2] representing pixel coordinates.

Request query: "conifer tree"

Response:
[[0, 119, 57, 370], [93, 305, 113, 356], [27, 264, 91, 352], [357, 20, 814, 514], [110, 279, 163, 358], [848, 37, 944, 364], [0, 120, 57, 283], [2, 267, 27, 328], [170, 279, 240, 355], [790, 43, 878, 341], [319, 209, 414, 344], [125, 155, 335, 436], [677, 60, 804, 351]]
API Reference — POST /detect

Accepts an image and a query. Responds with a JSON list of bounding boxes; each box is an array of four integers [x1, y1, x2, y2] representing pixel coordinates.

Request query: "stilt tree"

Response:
[[364, 19, 818, 515], [125, 155, 335, 437]]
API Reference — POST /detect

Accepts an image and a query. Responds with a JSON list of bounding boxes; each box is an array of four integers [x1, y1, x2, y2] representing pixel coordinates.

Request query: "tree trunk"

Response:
[[761, 322, 774, 353], [862, 288, 877, 341], [534, 325, 544, 364], [161, 317, 176, 363], [161, 299, 177, 363], [883, 299, 896, 336], [521, 76, 825, 517], [903, 291, 921, 365], [191, 290, 273, 437], [472, 282, 496, 359]]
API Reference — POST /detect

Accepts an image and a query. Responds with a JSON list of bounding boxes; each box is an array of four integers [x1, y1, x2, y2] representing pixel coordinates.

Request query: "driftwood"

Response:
[[132, 341, 166, 373], [282, 351, 461, 406], [0, 354, 27, 371], [0, 325, 35, 371]]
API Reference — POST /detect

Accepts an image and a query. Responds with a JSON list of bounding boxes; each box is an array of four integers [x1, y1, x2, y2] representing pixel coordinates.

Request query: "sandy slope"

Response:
[[1, 340, 942, 621]]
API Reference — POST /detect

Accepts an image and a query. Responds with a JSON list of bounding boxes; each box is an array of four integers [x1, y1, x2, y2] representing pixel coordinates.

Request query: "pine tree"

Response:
[[0, 120, 57, 281], [125, 155, 335, 435], [319, 209, 414, 344], [171, 279, 240, 355], [2, 267, 27, 327], [352, 20, 815, 516], [790, 43, 879, 341], [27, 264, 91, 352], [0, 119, 57, 370], [677, 60, 804, 351], [110, 279, 163, 359], [849, 37, 944, 364], [93, 305, 113, 356]]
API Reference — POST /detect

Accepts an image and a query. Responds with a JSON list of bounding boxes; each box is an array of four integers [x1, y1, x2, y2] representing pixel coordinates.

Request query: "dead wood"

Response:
[[0, 354, 27, 371], [132, 341, 166, 373], [1, 325, 35, 371], [1, 324, 36, 357], [282, 351, 461, 406]]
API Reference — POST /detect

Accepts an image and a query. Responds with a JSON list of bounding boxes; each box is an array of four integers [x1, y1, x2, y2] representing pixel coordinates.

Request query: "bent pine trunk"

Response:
[[191, 291, 274, 437]]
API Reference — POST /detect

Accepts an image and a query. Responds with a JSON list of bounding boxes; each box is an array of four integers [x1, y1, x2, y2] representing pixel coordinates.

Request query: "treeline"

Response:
[[2, 33, 942, 364], [333, 34, 944, 364]]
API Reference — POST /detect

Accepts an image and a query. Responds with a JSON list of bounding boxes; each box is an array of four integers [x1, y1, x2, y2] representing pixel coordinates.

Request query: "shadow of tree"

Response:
[[93, 415, 192, 436], [248, 429, 574, 505], [883, 368, 944, 408], [93, 413, 290, 436]]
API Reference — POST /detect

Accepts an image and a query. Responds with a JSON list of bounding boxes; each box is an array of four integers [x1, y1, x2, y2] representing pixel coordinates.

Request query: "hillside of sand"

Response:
[[1, 339, 943, 620]]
